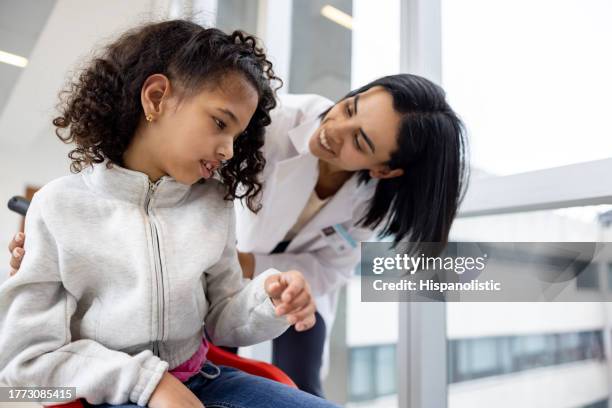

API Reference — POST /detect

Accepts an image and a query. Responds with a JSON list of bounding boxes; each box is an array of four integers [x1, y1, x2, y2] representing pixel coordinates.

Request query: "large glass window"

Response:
[[214, 0, 259, 34], [0, 1, 57, 117], [447, 206, 612, 407], [289, 0, 352, 100], [442, 0, 612, 176], [576, 262, 600, 290], [375, 345, 397, 396], [349, 347, 375, 401], [583, 400, 609, 408], [348, 344, 397, 403], [448, 331, 605, 384]]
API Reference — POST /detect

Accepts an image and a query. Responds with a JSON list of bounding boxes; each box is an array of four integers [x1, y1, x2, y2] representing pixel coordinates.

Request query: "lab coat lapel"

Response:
[[255, 120, 320, 253]]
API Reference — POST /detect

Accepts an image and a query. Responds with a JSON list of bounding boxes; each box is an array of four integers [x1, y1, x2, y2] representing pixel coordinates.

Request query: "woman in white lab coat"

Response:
[[8, 74, 468, 398], [232, 74, 469, 396]]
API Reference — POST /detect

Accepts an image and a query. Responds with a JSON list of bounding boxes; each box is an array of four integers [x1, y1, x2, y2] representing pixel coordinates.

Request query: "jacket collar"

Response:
[[288, 118, 319, 155], [82, 161, 192, 208]]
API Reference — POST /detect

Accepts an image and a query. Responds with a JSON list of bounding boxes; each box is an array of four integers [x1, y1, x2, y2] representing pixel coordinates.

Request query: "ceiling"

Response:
[[0, 0, 57, 116]]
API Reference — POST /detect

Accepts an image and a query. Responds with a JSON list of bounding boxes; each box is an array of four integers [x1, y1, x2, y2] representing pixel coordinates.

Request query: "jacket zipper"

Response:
[[144, 180, 164, 357]]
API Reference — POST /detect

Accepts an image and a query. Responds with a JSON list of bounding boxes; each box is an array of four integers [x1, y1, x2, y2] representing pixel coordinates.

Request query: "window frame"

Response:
[[398, 1, 612, 407]]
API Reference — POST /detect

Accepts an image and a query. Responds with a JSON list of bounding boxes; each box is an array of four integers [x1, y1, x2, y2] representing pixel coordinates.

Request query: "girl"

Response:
[[0, 20, 337, 408]]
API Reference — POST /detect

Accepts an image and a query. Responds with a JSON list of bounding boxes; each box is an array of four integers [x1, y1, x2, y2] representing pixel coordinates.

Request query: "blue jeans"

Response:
[[85, 360, 339, 408], [221, 311, 327, 398]]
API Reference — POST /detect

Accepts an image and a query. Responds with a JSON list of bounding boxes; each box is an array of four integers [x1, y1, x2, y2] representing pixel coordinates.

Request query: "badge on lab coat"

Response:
[[319, 224, 357, 254]]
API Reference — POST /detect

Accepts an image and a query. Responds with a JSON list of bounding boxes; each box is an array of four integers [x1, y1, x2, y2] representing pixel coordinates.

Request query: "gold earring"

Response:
[[145, 113, 153, 122]]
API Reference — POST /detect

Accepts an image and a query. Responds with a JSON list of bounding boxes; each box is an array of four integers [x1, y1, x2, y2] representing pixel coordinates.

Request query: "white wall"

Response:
[[0, 0, 174, 282]]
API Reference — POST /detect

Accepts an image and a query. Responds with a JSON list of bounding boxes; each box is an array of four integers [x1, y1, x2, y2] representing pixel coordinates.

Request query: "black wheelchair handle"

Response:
[[8, 196, 30, 216]]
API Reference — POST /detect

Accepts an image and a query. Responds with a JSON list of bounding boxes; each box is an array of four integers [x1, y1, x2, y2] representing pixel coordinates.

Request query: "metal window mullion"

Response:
[[398, 0, 447, 406]]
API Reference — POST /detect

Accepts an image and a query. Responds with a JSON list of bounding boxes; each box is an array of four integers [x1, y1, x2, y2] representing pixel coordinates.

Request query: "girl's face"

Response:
[[139, 71, 258, 185], [308, 86, 405, 179]]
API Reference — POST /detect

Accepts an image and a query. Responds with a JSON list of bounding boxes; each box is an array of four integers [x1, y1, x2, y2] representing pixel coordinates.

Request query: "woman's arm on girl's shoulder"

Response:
[[0, 192, 168, 406]]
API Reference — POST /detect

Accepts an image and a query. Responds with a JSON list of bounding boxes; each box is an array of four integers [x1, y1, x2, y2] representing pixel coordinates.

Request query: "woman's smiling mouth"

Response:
[[318, 129, 335, 155]]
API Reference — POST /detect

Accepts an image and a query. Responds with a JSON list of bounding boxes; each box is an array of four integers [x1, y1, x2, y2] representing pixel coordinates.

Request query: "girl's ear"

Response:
[[369, 165, 404, 180], [141, 74, 172, 119]]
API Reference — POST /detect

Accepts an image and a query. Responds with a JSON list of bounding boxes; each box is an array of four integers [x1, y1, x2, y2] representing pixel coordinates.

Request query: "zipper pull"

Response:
[[145, 180, 161, 212]]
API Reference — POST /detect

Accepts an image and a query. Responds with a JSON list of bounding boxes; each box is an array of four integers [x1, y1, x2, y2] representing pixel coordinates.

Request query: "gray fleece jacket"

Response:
[[0, 162, 289, 406]]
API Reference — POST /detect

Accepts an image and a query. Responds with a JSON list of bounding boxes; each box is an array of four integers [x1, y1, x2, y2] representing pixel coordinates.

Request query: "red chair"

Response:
[[45, 343, 296, 407], [206, 343, 296, 388]]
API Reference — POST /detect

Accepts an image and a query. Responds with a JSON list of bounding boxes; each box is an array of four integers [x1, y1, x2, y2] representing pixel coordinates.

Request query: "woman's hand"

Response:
[[7, 232, 25, 277], [148, 372, 205, 408], [264, 270, 316, 332], [237, 251, 255, 279]]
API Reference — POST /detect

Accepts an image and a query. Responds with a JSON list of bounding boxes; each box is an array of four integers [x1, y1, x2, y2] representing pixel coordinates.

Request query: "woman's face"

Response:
[[308, 86, 404, 178], [141, 71, 258, 185]]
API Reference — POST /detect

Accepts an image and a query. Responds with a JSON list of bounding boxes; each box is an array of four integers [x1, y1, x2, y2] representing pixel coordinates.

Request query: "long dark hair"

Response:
[[327, 74, 469, 251], [53, 20, 281, 212]]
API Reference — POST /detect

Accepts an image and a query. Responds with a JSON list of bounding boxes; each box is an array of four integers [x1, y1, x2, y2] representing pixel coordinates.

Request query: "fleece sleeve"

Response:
[[204, 207, 290, 347]]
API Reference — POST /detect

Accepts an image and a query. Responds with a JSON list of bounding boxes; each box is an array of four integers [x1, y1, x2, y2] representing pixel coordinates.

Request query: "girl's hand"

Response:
[[264, 271, 316, 332], [149, 372, 205, 408], [7, 232, 25, 277]]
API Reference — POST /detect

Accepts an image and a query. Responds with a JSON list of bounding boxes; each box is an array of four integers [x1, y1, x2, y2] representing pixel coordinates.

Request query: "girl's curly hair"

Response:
[[53, 20, 282, 212]]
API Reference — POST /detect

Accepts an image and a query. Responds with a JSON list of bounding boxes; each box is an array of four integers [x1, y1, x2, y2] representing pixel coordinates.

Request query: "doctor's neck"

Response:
[[316, 159, 353, 198]]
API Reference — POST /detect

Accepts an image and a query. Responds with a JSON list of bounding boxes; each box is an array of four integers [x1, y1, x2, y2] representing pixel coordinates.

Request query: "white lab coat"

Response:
[[234, 94, 379, 377]]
